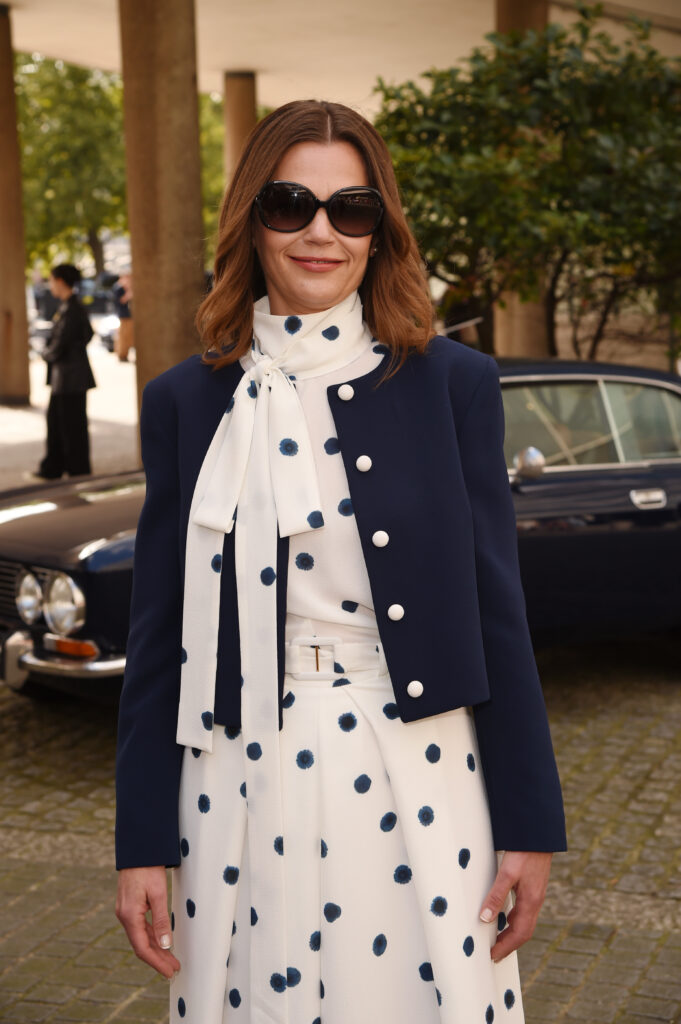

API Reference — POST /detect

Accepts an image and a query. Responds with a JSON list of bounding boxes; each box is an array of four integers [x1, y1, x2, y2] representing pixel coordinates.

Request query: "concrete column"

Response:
[[223, 71, 257, 184], [494, 0, 550, 356], [0, 4, 30, 405], [118, 0, 205, 404]]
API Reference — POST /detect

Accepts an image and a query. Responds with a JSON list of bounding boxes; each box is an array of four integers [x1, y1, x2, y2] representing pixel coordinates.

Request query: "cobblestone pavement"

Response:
[[1, 633, 680, 1023]]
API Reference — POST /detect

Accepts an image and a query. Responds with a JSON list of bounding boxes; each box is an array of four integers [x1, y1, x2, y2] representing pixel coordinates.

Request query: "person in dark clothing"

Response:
[[36, 264, 96, 479]]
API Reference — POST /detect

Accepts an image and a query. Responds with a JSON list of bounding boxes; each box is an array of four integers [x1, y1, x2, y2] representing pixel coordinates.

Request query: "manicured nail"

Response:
[[160, 934, 172, 949], [480, 908, 494, 923]]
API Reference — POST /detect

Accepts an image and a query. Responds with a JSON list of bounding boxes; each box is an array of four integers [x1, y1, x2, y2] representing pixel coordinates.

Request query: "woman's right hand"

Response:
[[115, 866, 181, 979]]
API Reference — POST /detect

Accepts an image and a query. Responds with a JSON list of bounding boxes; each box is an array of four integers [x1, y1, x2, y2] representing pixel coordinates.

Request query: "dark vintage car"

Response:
[[2, 355, 681, 696]]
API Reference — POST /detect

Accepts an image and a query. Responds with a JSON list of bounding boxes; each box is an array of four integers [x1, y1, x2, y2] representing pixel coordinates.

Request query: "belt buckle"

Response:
[[288, 635, 341, 680]]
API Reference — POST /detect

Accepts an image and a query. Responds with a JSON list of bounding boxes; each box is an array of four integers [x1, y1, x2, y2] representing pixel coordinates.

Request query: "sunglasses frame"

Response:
[[254, 180, 384, 237]]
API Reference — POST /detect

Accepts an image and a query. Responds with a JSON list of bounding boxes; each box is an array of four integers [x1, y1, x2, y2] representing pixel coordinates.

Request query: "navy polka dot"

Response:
[[270, 972, 286, 992], [180, 838, 189, 857], [338, 498, 354, 516], [463, 935, 475, 956], [232, 921, 236, 935], [181, 647, 187, 664], [459, 848, 471, 869], [285, 315, 302, 334], [322, 325, 339, 340], [324, 437, 340, 454], [431, 896, 448, 916], [286, 966, 301, 987], [282, 690, 295, 709], [320, 980, 325, 998], [373, 933, 387, 956], [229, 989, 241, 1008], [333, 676, 350, 686], [418, 805, 435, 826], [247, 742, 262, 760], [296, 749, 314, 769], [333, 660, 345, 673], [467, 752, 476, 771], [425, 743, 441, 763], [251, 907, 258, 925], [223, 865, 239, 884], [498, 911, 507, 931], [186, 899, 196, 918], [310, 930, 321, 951], [171, 911, 175, 930], [225, 724, 241, 739], [324, 902, 342, 922], [394, 864, 412, 884], [373, 343, 390, 354], [201, 710, 213, 730], [247, 380, 258, 398], [338, 711, 357, 731], [436, 988, 442, 1006], [274, 835, 284, 855], [178, 997, 186, 1017], [211, 553, 222, 573], [307, 510, 324, 528], [382, 702, 400, 719], [321, 838, 328, 858], [226, 395, 234, 412], [486, 1005, 495, 1023], [279, 437, 299, 456], [198, 793, 210, 813], [342, 600, 358, 612], [240, 781, 247, 798], [354, 773, 372, 793], [260, 566, 276, 585], [419, 961, 434, 981], [191, 747, 201, 758], [380, 811, 397, 831], [295, 552, 314, 570], [313, 1018, 321, 1024], [504, 989, 515, 1009]]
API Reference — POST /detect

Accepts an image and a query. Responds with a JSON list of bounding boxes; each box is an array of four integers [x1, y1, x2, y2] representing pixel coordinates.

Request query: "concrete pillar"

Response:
[[494, 0, 550, 357], [223, 71, 257, 184], [117, 0, 205, 404], [0, 4, 30, 406]]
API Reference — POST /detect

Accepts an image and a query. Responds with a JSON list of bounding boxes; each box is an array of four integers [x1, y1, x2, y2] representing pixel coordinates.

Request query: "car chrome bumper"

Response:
[[2, 629, 126, 689]]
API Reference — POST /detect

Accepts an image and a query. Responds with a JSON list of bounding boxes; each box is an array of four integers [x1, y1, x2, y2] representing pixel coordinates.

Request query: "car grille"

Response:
[[0, 560, 52, 623]]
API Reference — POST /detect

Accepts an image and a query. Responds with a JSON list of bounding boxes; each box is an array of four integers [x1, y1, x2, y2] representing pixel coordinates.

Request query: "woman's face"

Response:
[[49, 275, 71, 300], [254, 141, 374, 316]]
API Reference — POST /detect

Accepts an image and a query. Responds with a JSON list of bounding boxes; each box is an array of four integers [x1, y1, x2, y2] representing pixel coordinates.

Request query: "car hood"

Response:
[[0, 472, 145, 569]]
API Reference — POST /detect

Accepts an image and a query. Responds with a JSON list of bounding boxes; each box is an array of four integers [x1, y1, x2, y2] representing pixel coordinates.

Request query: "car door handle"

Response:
[[629, 488, 667, 510]]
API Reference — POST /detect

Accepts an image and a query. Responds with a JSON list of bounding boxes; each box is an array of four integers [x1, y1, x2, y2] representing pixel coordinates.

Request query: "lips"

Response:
[[290, 256, 342, 265]]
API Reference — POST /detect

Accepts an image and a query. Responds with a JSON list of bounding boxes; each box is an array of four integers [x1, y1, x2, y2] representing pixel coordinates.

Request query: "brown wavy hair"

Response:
[[197, 100, 433, 383]]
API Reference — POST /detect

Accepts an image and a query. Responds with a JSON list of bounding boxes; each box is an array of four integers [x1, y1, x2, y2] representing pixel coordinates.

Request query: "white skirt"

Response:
[[169, 641, 524, 1024]]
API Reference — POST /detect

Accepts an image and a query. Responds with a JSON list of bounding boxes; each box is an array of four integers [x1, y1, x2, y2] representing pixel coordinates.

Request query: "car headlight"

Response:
[[43, 573, 86, 636], [15, 571, 43, 624]]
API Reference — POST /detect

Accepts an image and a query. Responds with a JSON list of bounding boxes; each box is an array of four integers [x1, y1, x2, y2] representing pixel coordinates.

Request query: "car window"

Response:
[[604, 381, 681, 461], [502, 381, 618, 469]]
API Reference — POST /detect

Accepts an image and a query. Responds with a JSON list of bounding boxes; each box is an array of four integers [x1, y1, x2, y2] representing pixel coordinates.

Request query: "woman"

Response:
[[36, 263, 95, 479], [115, 100, 566, 1024]]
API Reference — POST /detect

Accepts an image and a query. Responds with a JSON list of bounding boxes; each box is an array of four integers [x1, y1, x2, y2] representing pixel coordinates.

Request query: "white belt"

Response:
[[285, 635, 388, 680]]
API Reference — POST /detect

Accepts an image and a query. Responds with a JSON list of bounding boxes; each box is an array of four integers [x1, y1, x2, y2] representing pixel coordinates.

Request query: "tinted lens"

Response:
[[259, 183, 315, 231], [328, 190, 383, 236]]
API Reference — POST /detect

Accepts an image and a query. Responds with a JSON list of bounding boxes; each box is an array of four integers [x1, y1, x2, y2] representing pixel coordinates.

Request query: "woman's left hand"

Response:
[[479, 850, 553, 962]]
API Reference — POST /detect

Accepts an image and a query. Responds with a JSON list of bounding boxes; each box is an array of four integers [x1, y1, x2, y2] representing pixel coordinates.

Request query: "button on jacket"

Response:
[[115, 335, 567, 870]]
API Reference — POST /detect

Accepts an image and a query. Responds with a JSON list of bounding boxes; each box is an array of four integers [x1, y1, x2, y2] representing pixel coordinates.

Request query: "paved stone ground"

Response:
[[0, 634, 680, 1023]]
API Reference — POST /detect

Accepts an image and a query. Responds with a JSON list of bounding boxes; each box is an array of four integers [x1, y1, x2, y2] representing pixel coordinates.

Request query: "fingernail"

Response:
[[160, 934, 172, 949], [480, 908, 494, 923]]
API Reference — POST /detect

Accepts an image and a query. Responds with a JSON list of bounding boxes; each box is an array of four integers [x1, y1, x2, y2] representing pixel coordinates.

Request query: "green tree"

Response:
[[374, 6, 681, 360]]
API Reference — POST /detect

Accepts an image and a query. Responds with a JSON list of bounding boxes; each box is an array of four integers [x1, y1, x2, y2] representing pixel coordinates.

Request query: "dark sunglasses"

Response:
[[254, 180, 384, 237]]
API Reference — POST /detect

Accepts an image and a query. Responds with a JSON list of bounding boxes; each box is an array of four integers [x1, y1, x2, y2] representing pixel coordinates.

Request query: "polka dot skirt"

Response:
[[169, 655, 524, 1023]]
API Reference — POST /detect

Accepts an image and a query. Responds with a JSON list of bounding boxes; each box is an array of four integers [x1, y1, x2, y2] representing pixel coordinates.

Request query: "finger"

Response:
[[490, 894, 540, 962], [117, 890, 180, 978], [148, 877, 174, 953], [479, 864, 515, 924]]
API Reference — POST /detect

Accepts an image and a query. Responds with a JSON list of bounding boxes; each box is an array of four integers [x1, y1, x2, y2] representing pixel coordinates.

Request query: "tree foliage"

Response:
[[374, 6, 681, 359]]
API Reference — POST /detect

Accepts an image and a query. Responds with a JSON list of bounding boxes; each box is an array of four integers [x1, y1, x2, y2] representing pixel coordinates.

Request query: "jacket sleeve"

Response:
[[459, 356, 567, 852], [115, 377, 185, 869]]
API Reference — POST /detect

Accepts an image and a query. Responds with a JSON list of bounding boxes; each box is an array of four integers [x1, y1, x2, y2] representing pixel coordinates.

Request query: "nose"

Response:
[[302, 206, 335, 242]]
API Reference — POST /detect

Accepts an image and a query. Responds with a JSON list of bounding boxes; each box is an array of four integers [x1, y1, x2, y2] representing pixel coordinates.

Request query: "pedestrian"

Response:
[[115, 99, 566, 1024], [36, 263, 95, 479], [112, 270, 134, 362]]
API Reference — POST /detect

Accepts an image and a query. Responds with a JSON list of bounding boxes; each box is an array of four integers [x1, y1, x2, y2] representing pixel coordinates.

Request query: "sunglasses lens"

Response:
[[259, 183, 315, 231], [328, 190, 383, 236]]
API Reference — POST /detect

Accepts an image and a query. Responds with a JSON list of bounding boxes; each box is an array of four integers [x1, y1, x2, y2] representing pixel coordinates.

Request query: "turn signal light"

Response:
[[43, 635, 99, 659]]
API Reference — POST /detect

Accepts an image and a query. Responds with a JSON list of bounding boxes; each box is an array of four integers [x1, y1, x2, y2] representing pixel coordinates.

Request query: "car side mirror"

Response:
[[513, 445, 546, 479]]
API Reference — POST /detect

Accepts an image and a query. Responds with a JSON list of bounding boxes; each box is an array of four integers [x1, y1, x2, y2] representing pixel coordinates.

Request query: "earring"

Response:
[[369, 245, 378, 257]]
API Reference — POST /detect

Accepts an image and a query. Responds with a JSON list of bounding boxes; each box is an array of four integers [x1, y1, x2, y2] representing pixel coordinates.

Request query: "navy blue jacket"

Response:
[[115, 336, 567, 869]]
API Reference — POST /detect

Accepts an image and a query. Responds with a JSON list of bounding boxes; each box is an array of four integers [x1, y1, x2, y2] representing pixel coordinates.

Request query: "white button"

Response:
[[338, 384, 354, 401], [387, 603, 404, 621], [372, 530, 390, 547], [407, 679, 424, 698], [356, 455, 372, 472]]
